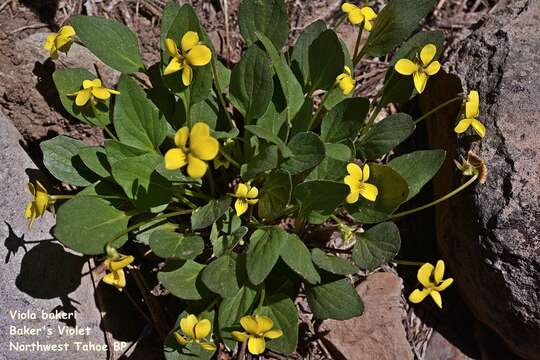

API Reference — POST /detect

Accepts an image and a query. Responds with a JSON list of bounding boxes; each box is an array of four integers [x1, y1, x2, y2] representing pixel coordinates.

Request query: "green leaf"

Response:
[[70, 16, 144, 73], [363, 0, 437, 57], [347, 164, 409, 223], [191, 196, 231, 230], [257, 294, 298, 353], [280, 234, 320, 284], [291, 20, 326, 88], [53, 68, 110, 127], [238, 0, 289, 50], [356, 113, 415, 160], [306, 142, 352, 181], [258, 170, 292, 221], [246, 227, 287, 285], [104, 140, 146, 165], [201, 254, 240, 298], [210, 209, 248, 257], [290, 97, 313, 137], [78, 146, 110, 178], [41, 135, 94, 186], [323, 39, 354, 110], [160, 3, 213, 104], [257, 32, 304, 122], [114, 75, 167, 152], [352, 222, 401, 271], [311, 248, 359, 275], [158, 260, 207, 300], [55, 197, 130, 255], [294, 180, 348, 217], [241, 144, 279, 181], [230, 46, 274, 122], [306, 274, 363, 320], [257, 97, 288, 136], [218, 285, 257, 348], [309, 30, 344, 91], [245, 125, 292, 158], [321, 98, 370, 143], [281, 132, 325, 175], [149, 230, 204, 260], [389, 149, 446, 201], [110, 153, 172, 210]]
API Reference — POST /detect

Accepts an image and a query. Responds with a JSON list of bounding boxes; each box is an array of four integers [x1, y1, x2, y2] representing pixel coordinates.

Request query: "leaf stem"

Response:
[[333, 15, 346, 31], [103, 126, 119, 141], [390, 174, 478, 219], [414, 96, 463, 125], [211, 59, 237, 131], [309, 86, 335, 130], [219, 148, 241, 169], [393, 260, 425, 266], [49, 194, 123, 200]]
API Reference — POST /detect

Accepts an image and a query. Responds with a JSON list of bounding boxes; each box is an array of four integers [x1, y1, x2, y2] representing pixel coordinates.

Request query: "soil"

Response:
[[0, 1, 502, 359]]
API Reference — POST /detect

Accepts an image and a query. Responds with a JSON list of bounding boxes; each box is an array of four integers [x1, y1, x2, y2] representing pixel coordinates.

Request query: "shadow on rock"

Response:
[[20, 0, 60, 27]]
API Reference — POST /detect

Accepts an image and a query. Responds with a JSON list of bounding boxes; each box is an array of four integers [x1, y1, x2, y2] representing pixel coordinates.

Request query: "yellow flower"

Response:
[[454, 90, 486, 138], [344, 163, 378, 204], [336, 66, 356, 95], [68, 79, 120, 107], [454, 150, 488, 184], [102, 255, 134, 291], [341, 3, 377, 31], [232, 315, 283, 355], [395, 43, 441, 94], [164, 122, 219, 178], [44, 25, 76, 60], [174, 314, 216, 352], [24, 181, 51, 230], [233, 183, 259, 216], [163, 31, 212, 86], [409, 260, 453, 308]]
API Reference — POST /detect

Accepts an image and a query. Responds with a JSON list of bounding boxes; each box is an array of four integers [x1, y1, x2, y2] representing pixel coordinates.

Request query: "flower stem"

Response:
[[393, 260, 424, 266], [363, 71, 395, 132], [211, 59, 237, 131], [219, 148, 241, 169], [183, 189, 212, 201], [257, 287, 266, 311], [352, 27, 364, 63], [390, 174, 479, 219], [333, 15, 346, 31], [414, 96, 463, 125], [310, 86, 335, 130], [186, 86, 192, 128]]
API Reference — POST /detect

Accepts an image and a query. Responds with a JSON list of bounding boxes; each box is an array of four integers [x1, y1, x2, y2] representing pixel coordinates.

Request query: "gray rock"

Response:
[[424, 1, 540, 358], [0, 111, 113, 359], [320, 273, 414, 360]]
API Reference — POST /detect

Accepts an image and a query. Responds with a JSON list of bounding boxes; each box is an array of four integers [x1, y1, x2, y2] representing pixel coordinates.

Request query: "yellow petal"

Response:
[[109, 255, 134, 271], [471, 119, 486, 138], [363, 19, 374, 32], [347, 8, 364, 25], [358, 183, 378, 202], [235, 183, 249, 198], [24, 202, 34, 219], [182, 64, 193, 86], [408, 288, 430, 303], [186, 45, 212, 67], [434, 260, 445, 283], [346, 190, 360, 204], [344, 174, 358, 188], [346, 163, 363, 180], [174, 127, 190, 148], [248, 336, 266, 355], [235, 198, 249, 217], [465, 99, 479, 119], [341, 3, 357, 13], [247, 198, 259, 205], [430, 290, 443, 308], [362, 164, 370, 182], [186, 154, 208, 178], [467, 90, 479, 110], [27, 182, 36, 195], [181, 31, 200, 53], [361, 6, 377, 20], [82, 80, 94, 89], [240, 315, 259, 335], [413, 71, 428, 94], [55, 35, 73, 52], [164, 57, 183, 76], [102, 269, 126, 290], [44, 33, 56, 51], [255, 316, 274, 334], [89, 79, 102, 88], [164, 148, 188, 170], [417, 262, 435, 287], [174, 332, 190, 345], [232, 331, 249, 342], [454, 118, 472, 134], [395, 59, 418, 76], [190, 136, 219, 161], [420, 44, 437, 66], [75, 89, 91, 106], [264, 329, 283, 339], [247, 186, 259, 199], [344, 65, 352, 76], [190, 122, 211, 140], [424, 61, 441, 76], [194, 319, 212, 339], [180, 314, 198, 339], [35, 180, 47, 194], [91, 87, 112, 100], [199, 341, 217, 351], [164, 38, 178, 57], [58, 25, 75, 38], [434, 278, 453, 292], [34, 192, 48, 216], [338, 76, 355, 95]]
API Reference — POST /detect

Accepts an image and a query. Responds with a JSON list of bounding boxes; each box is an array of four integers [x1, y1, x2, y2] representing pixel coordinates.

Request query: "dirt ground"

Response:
[[0, 0, 501, 359]]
